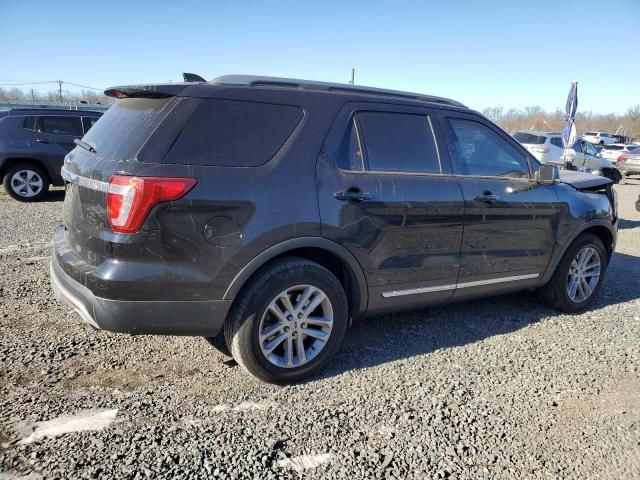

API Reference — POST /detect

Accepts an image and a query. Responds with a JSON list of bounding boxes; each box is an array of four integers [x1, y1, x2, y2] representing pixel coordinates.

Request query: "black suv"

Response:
[[50, 76, 617, 383], [0, 108, 102, 201]]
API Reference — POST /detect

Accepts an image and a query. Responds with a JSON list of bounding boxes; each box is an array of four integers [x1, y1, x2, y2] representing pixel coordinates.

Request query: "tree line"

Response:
[[0, 86, 112, 106], [483, 105, 640, 140]]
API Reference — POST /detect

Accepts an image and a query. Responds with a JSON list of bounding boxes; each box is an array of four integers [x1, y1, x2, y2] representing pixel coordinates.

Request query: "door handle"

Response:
[[334, 189, 371, 202], [36, 138, 50, 144], [473, 193, 500, 203]]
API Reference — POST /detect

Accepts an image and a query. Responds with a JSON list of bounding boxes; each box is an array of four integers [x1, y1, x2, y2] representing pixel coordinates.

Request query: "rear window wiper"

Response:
[[74, 138, 97, 153]]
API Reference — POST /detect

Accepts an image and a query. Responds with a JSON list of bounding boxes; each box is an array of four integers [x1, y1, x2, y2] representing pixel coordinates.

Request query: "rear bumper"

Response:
[[50, 256, 231, 336]]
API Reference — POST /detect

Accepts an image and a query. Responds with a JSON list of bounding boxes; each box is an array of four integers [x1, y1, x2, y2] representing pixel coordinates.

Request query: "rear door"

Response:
[[317, 103, 465, 313], [31, 115, 84, 182], [436, 111, 558, 298]]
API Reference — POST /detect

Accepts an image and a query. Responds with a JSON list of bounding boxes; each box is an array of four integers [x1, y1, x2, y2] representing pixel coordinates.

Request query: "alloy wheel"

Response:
[[258, 285, 333, 368], [10, 169, 44, 198], [566, 246, 601, 303]]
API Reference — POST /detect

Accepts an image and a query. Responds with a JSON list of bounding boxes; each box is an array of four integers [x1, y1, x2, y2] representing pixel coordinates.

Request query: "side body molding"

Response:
[[222, 236, 369, 315]]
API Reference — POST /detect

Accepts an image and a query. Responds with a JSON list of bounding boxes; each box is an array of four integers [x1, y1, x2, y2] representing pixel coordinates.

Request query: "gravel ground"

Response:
[[1, 183, 639, 479]]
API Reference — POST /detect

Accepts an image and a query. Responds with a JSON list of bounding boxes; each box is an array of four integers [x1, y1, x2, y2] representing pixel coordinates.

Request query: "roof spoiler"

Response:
[[104, 83, 190, 99], [182, 72, 206, 82]]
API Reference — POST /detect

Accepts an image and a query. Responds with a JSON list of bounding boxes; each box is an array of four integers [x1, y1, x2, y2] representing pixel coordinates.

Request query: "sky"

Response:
[[1, 0, 638, 114]]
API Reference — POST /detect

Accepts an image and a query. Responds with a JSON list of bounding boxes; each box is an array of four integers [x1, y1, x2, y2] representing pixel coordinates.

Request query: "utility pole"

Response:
[[58, 80, 63, 103], [349, 68, 355, 85]]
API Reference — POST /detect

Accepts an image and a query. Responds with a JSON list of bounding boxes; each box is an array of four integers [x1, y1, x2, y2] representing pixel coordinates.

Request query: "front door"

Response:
[[317, 104, 465, 313], [436, 112, 558, 298]]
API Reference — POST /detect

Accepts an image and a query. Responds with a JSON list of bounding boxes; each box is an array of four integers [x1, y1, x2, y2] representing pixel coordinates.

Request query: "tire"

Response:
[[225, 257, 348, 384], [3, 163, 50, 202], [602, 168, 622, 184], [204, 332, 231, 357], [539, 233, 608, 313]]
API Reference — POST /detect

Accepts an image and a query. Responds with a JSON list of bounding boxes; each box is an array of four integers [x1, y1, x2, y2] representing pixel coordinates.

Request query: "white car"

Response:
[[513, 131, 621, 182], [583, 131, 616, 146], [513, 130, 565, 163], [600, 143, 639, 161]]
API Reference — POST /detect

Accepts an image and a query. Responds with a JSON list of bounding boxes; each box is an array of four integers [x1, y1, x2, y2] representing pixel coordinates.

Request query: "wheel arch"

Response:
[[0, 157, 52, 184], [223, 237, 368, 318], [542, 219, 616, 284]]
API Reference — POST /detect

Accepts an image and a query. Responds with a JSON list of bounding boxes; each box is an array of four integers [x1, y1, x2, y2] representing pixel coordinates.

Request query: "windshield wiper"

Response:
[[74, 138, 97, 153]]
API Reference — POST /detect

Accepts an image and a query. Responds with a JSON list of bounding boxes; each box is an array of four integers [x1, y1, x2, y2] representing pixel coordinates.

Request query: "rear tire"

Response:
[[3, 163, 50, 202], [204, 332, 231, 357], [225, 257, 348, 384], [539, 234, 607, 313]]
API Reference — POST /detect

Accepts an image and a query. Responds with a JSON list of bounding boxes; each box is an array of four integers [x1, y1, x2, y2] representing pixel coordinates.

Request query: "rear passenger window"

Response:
[[82, 116, 99, 133], [446, 118, 530, 178], [165, 99, 303, 166], [550, 137, 564, 148], [337, 118, 365, 171], [356, 111, 440, 173], [22, 116, 36, 130], [38, 116, 83, 136]]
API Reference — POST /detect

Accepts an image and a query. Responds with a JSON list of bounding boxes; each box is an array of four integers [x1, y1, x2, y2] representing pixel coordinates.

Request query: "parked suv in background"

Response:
[[513, 130, 564, 163], [0, 108, 102, 201], [51, 75, 618, 383], [583, 131, 616, 146], [514, 131, 621, 183]]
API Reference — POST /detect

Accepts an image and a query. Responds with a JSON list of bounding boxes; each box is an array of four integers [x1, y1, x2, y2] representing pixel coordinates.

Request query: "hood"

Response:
[[558, 170, 613, 189]]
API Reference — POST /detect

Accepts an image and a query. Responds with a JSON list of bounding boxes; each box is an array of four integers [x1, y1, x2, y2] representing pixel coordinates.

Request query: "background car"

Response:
[[600, 143, 639, 161], [583, 131, 616, 146], [513, 130, 564, 163], [616, 146, 640, 177], [514, 131, 620, 182], [0, 108, 102, 201]]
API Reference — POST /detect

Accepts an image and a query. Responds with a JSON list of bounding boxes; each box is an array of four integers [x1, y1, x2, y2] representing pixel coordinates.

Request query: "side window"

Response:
[[572, 141, 583, 153], [22, 116, 36, 130], [337, 117, 365, 171], [445, 118, 530, 178], [550, 137, 564, 148], [38, 116, 83, 136], [82, 116, 100, 134], [584, 142, 598, 156], [356, 111, 440, 173], [164, 99, 303, 167]]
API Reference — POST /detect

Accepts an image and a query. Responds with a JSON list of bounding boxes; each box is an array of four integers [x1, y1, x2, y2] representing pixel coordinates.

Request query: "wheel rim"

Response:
[[567, 246, 601, 303], [258, 284, 333, 369], [10, 170, 43, 197]]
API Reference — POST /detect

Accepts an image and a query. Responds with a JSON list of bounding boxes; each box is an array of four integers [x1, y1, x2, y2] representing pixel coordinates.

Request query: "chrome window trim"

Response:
[[382, 273, 540, 298]]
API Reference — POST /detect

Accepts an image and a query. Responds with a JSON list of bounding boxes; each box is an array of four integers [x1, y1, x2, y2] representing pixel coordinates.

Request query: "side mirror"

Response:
[[535, 164, 558, 184]]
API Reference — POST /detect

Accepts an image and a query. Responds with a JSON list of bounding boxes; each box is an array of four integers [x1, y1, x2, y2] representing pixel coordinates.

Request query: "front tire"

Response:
[[539, 234, 607, 313], [3, 163, 50, 202], [225, 258, 348, 384]]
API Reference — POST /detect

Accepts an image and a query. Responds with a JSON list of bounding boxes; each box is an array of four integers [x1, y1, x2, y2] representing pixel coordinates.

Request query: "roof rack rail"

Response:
[[211, 75, 465, 108]]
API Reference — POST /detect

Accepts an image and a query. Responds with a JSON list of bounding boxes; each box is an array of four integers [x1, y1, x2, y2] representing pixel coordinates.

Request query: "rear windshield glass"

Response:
[[513, 132, 546, 144], [82, 97, 173, 161], [604, 145, 624, 150], [585, 132, 596, 136], [164, 99, 303, 166]]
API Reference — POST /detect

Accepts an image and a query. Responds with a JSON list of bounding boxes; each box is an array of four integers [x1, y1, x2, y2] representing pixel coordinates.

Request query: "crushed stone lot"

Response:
[[1, 184, 639, 479]]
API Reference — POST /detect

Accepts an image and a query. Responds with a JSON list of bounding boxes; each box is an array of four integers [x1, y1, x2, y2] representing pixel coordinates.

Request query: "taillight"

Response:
[[618, 156, 628, 163], [107, 175, 196, 233]]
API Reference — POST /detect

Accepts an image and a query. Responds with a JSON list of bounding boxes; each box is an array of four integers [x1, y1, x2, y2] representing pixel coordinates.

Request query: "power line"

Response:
[[0, 80, 104, 91]]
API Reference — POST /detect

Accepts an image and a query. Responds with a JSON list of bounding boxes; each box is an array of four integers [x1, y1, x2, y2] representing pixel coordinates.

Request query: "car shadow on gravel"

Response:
[[44, 190, 65, 202], [619, 218, 640, 230], [312, 250, 640, 382]]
